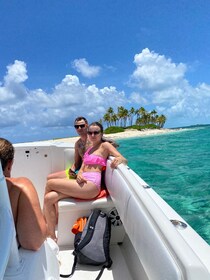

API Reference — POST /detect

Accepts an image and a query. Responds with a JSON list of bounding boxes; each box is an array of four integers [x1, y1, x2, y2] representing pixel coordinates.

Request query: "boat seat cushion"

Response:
[[57, 192, 115, 246]]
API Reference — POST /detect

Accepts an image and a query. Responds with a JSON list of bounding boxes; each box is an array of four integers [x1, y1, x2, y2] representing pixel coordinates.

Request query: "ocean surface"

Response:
[[117, 125, 210, 245]]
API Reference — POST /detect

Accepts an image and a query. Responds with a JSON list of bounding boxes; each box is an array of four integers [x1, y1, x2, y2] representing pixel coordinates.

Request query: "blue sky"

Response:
[[1, 0, 210, 143]]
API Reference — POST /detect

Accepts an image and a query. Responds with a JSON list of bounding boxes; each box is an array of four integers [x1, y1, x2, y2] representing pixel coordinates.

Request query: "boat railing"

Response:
[[105, 159, 210, 280], [0, 163, 21, 279]]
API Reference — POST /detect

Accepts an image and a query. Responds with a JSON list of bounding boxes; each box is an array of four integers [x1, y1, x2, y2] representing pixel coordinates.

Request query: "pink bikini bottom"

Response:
[[82, 171, 101, 190]]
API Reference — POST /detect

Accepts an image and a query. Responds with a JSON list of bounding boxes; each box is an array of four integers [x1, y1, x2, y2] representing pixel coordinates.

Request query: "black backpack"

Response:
[[60, 208, 112, 279]]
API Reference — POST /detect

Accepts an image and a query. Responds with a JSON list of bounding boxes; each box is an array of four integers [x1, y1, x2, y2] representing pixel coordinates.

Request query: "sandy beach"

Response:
[[52, 128, 183, 144]]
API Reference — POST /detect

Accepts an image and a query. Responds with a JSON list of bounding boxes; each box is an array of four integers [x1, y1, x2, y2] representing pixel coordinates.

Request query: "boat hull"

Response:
[[0, 141, 209, 279]]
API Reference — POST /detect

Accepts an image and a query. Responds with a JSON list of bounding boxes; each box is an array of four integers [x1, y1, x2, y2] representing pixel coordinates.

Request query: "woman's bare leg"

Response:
[[43, 191, 67, 240], [44, 179, 100, 239], [45, 178, 100, 199], [47, 170, 67, 180]]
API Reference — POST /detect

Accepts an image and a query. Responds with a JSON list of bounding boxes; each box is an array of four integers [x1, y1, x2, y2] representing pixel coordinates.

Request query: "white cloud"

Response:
[[0, 60, 28, 103], [1, 51, 210, 142], [130, 91, 148, 105], [72, 58, 101, 78], [5, 60, 28, 84], [131, 48, 187, 91], [0, 60, 128, 133], [129, 48, 210, 126]]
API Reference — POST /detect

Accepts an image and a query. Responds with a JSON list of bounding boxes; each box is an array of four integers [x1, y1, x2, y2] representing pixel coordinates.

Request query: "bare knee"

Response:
[[47, 174, 53, 180], [44, 191, 55, 207], [46, 174, 58, 181], [45, 179, 55, 194]]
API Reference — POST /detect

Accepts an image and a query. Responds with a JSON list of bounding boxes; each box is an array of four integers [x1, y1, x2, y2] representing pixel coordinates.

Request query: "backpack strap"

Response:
[[60, 254, 77, 278], [95, 259, 113, 280], [95, 265, 106, 280]]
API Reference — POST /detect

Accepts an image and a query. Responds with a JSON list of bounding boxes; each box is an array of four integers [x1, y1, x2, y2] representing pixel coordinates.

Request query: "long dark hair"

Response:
[[88, 122, 119, 148], [88, 122, 103, 133]]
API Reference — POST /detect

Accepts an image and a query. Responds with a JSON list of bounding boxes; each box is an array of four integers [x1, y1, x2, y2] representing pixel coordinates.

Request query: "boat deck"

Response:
[[2, 142, 210, 280], [59, 244, 133, 280]]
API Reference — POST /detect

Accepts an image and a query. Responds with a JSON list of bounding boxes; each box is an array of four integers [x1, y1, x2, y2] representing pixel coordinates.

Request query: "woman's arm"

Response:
[[76, 162, 87, 184], [103, 142, 127, 168]]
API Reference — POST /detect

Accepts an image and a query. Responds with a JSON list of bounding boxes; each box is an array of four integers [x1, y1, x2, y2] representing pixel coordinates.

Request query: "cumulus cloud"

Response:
[[72, 58, 101, 78], [129, 48, 210, 126], [0, 60, 28, 104], [130, 48, 187, 90], [1, 50, 210, 142], [0, 59, 127, 135], [130, 91, 148, 105], [4, 60, 28, 84]]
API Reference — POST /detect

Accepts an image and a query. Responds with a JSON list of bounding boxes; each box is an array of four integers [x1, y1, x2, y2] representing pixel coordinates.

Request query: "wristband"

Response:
[[70, 168, 76, 174]]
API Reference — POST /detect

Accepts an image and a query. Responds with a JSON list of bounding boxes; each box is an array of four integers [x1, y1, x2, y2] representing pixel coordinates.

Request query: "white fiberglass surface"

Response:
[[59, 244, 133, 280]]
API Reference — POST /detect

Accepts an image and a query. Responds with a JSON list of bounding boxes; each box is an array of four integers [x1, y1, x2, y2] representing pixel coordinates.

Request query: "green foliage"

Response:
[[126, 124, 158, 130], [104, 126, 125, 134], [103, 106, 167, 129], [126, 125, 142, 130], [138, 124, 158, 130]]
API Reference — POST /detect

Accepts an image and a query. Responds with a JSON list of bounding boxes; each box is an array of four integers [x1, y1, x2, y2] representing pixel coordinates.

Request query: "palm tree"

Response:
[[117, 106, 125, 127], [107, 107, 114, 116], [102, 106, 167, 129], [129, 107, 136, 126], [156, 114, 167, 128], [103, 107, 114, 127], [103, 113, 111, 127], [111, 113, 118, 126], [150, 110, 157, 124], [136, 107, 148, 125], [122, 108, 128, 127], [138, 107, 146, 117]]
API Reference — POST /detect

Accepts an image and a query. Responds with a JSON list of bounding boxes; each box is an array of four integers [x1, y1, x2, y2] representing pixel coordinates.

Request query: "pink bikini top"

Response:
[[83, 147, 107, 167]]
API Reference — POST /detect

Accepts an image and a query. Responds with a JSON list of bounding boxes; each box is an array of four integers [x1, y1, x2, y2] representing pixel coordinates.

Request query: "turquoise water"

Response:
[[117, 125, 210, 245]]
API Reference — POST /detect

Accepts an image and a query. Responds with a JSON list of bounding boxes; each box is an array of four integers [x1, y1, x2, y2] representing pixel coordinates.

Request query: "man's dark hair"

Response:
[[0, 138, 14, 171], [74, 116, 88, 124]]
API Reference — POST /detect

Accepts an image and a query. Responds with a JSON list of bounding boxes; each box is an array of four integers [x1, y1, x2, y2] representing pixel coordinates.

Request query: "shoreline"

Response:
[[51, 128, 185, 144]]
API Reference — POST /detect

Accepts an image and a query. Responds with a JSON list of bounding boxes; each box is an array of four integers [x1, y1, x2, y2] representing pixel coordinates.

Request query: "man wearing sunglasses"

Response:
[[47, 116, 118, 181], [47, 116, 90, 180], [69, 116, 91, 178]]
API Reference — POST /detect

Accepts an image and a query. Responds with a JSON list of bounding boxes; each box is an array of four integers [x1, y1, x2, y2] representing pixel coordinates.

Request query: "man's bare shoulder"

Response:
[[6, 177, 33, 190]]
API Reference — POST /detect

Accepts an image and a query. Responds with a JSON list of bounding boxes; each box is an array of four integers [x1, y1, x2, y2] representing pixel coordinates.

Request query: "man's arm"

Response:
[[9, 177, 47, 251], [69, 140, 82, 178]]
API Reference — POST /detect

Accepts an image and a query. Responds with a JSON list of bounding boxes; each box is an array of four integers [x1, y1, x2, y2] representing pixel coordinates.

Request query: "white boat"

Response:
[[1, 141, 210, 280]]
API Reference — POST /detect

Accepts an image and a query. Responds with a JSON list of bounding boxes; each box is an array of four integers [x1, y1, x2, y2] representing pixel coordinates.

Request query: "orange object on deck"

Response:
[[71, 217, 87, 234]]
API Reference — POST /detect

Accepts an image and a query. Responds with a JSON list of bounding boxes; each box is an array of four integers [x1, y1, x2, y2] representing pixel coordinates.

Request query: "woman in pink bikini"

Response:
[[44, 122, 127, 241]]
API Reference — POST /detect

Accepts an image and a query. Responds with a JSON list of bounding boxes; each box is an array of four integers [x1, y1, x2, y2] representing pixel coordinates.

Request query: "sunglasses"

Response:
[[74, 124, 86, 129], [87, 131, 101, 135]]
